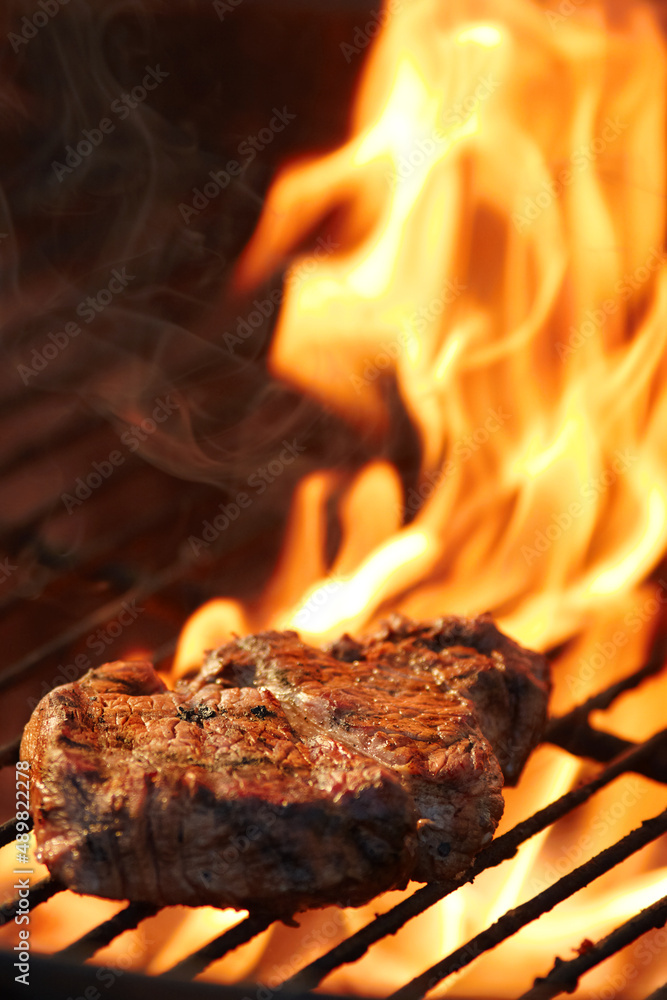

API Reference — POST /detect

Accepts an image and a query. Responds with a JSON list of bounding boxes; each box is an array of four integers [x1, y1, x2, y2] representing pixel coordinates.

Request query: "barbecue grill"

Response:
[[1, 623, 667, 997], [1, 374, 666, 992], [2, 0, 667, 997]]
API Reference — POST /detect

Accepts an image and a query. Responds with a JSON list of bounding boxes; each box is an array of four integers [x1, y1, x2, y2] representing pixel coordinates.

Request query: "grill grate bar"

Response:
[[387, 809, 667, 1000], [0, 477, 206, 616], [0, 558, 192, 693], [546, 724, 667, 782], [55, 901, 159, 962], [544, 639, 667, 779], [0, 815, 32, 849], [279, 729, 667, 994], [161, 911, 278, 981], [546, 633, 667, 736], [517, 893, 667, 1000], [0, 876, 62, 927]]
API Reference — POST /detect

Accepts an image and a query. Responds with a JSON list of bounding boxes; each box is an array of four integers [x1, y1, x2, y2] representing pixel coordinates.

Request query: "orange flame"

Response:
[[169, 2, 667, 995], [176, 0, 667, 667], [171, 1, 667, 995], [4, 0, 666, 995]]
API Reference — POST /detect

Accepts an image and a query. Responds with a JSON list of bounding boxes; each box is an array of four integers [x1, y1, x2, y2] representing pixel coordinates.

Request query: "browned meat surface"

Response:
[[190, 629, 505, 881], [22, 661, 416, 912], [22, 614, 548, 911], [327, 613, 550, 784]]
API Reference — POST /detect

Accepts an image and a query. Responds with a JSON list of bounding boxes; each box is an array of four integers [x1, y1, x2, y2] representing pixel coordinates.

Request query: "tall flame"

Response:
[[177, 0, 667, 668], [3, 0, 662, 995], [170, 2, 667, 995], [2, 1, 667, 995]]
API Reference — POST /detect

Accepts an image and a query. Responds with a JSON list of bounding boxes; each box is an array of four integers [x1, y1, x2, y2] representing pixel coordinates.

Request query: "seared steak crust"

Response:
[[22, 615, 548, 910], [191, 630, 505, 881], [22, 661, 416, 912], [327, 613, 550, 784]]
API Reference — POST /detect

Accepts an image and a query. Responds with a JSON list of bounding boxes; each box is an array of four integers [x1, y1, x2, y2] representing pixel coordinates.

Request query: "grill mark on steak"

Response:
[[326, 612, 550, 784], [23, 615, 548, 911], [193, 630, 506, 881], [23, 662, 416, 912]]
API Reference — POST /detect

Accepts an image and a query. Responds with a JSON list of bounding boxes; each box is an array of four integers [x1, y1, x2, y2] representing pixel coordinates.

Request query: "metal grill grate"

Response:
[[1, 300, 667, 1000], [1, 377, 666, 995], [3, 1, 667, 996], [1, 643, 666, 998]]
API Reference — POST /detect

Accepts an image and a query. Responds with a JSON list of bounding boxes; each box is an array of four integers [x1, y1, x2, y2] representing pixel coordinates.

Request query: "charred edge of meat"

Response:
[[23, 664, 417, 912], [177, 704, 218, 726], [326, 612, 550, 785]]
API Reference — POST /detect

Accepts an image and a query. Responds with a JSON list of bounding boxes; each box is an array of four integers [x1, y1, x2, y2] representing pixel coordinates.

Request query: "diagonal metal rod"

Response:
[[546, 632, 667, 738], [546, 723, 667, 783], [388, 809, 667, 1000], [544, 633, 667, 775], [279, 730, 667, 993], [161, 911, 278, 981], [518, 893, 667, 999], [0, 815, 32, 849], [0, 877, 63, 926], [55, 901, 159, 962], [0, 557, 193, 693]]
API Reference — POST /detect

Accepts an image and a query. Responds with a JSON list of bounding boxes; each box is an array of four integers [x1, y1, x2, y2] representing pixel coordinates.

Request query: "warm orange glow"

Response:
[[18, 0, 667, 994], [176, 597, 249, 677], [203, 0, 667, 663], [178, 0, 667, 994]]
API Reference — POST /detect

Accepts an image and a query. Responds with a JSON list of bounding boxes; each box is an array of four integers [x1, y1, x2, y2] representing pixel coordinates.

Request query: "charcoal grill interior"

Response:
[[2, 0, 667, 998]]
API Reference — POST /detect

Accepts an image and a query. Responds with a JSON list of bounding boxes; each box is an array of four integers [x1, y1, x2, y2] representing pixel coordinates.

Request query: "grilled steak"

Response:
[[22, 661, 416, 912], [189, 629, 506, 882], [22, 615, 548, 911], [327, 613, 551, 784]]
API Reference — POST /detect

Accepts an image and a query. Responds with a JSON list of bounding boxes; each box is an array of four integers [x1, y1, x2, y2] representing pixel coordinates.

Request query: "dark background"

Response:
[[0, 0, 390, 808]]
